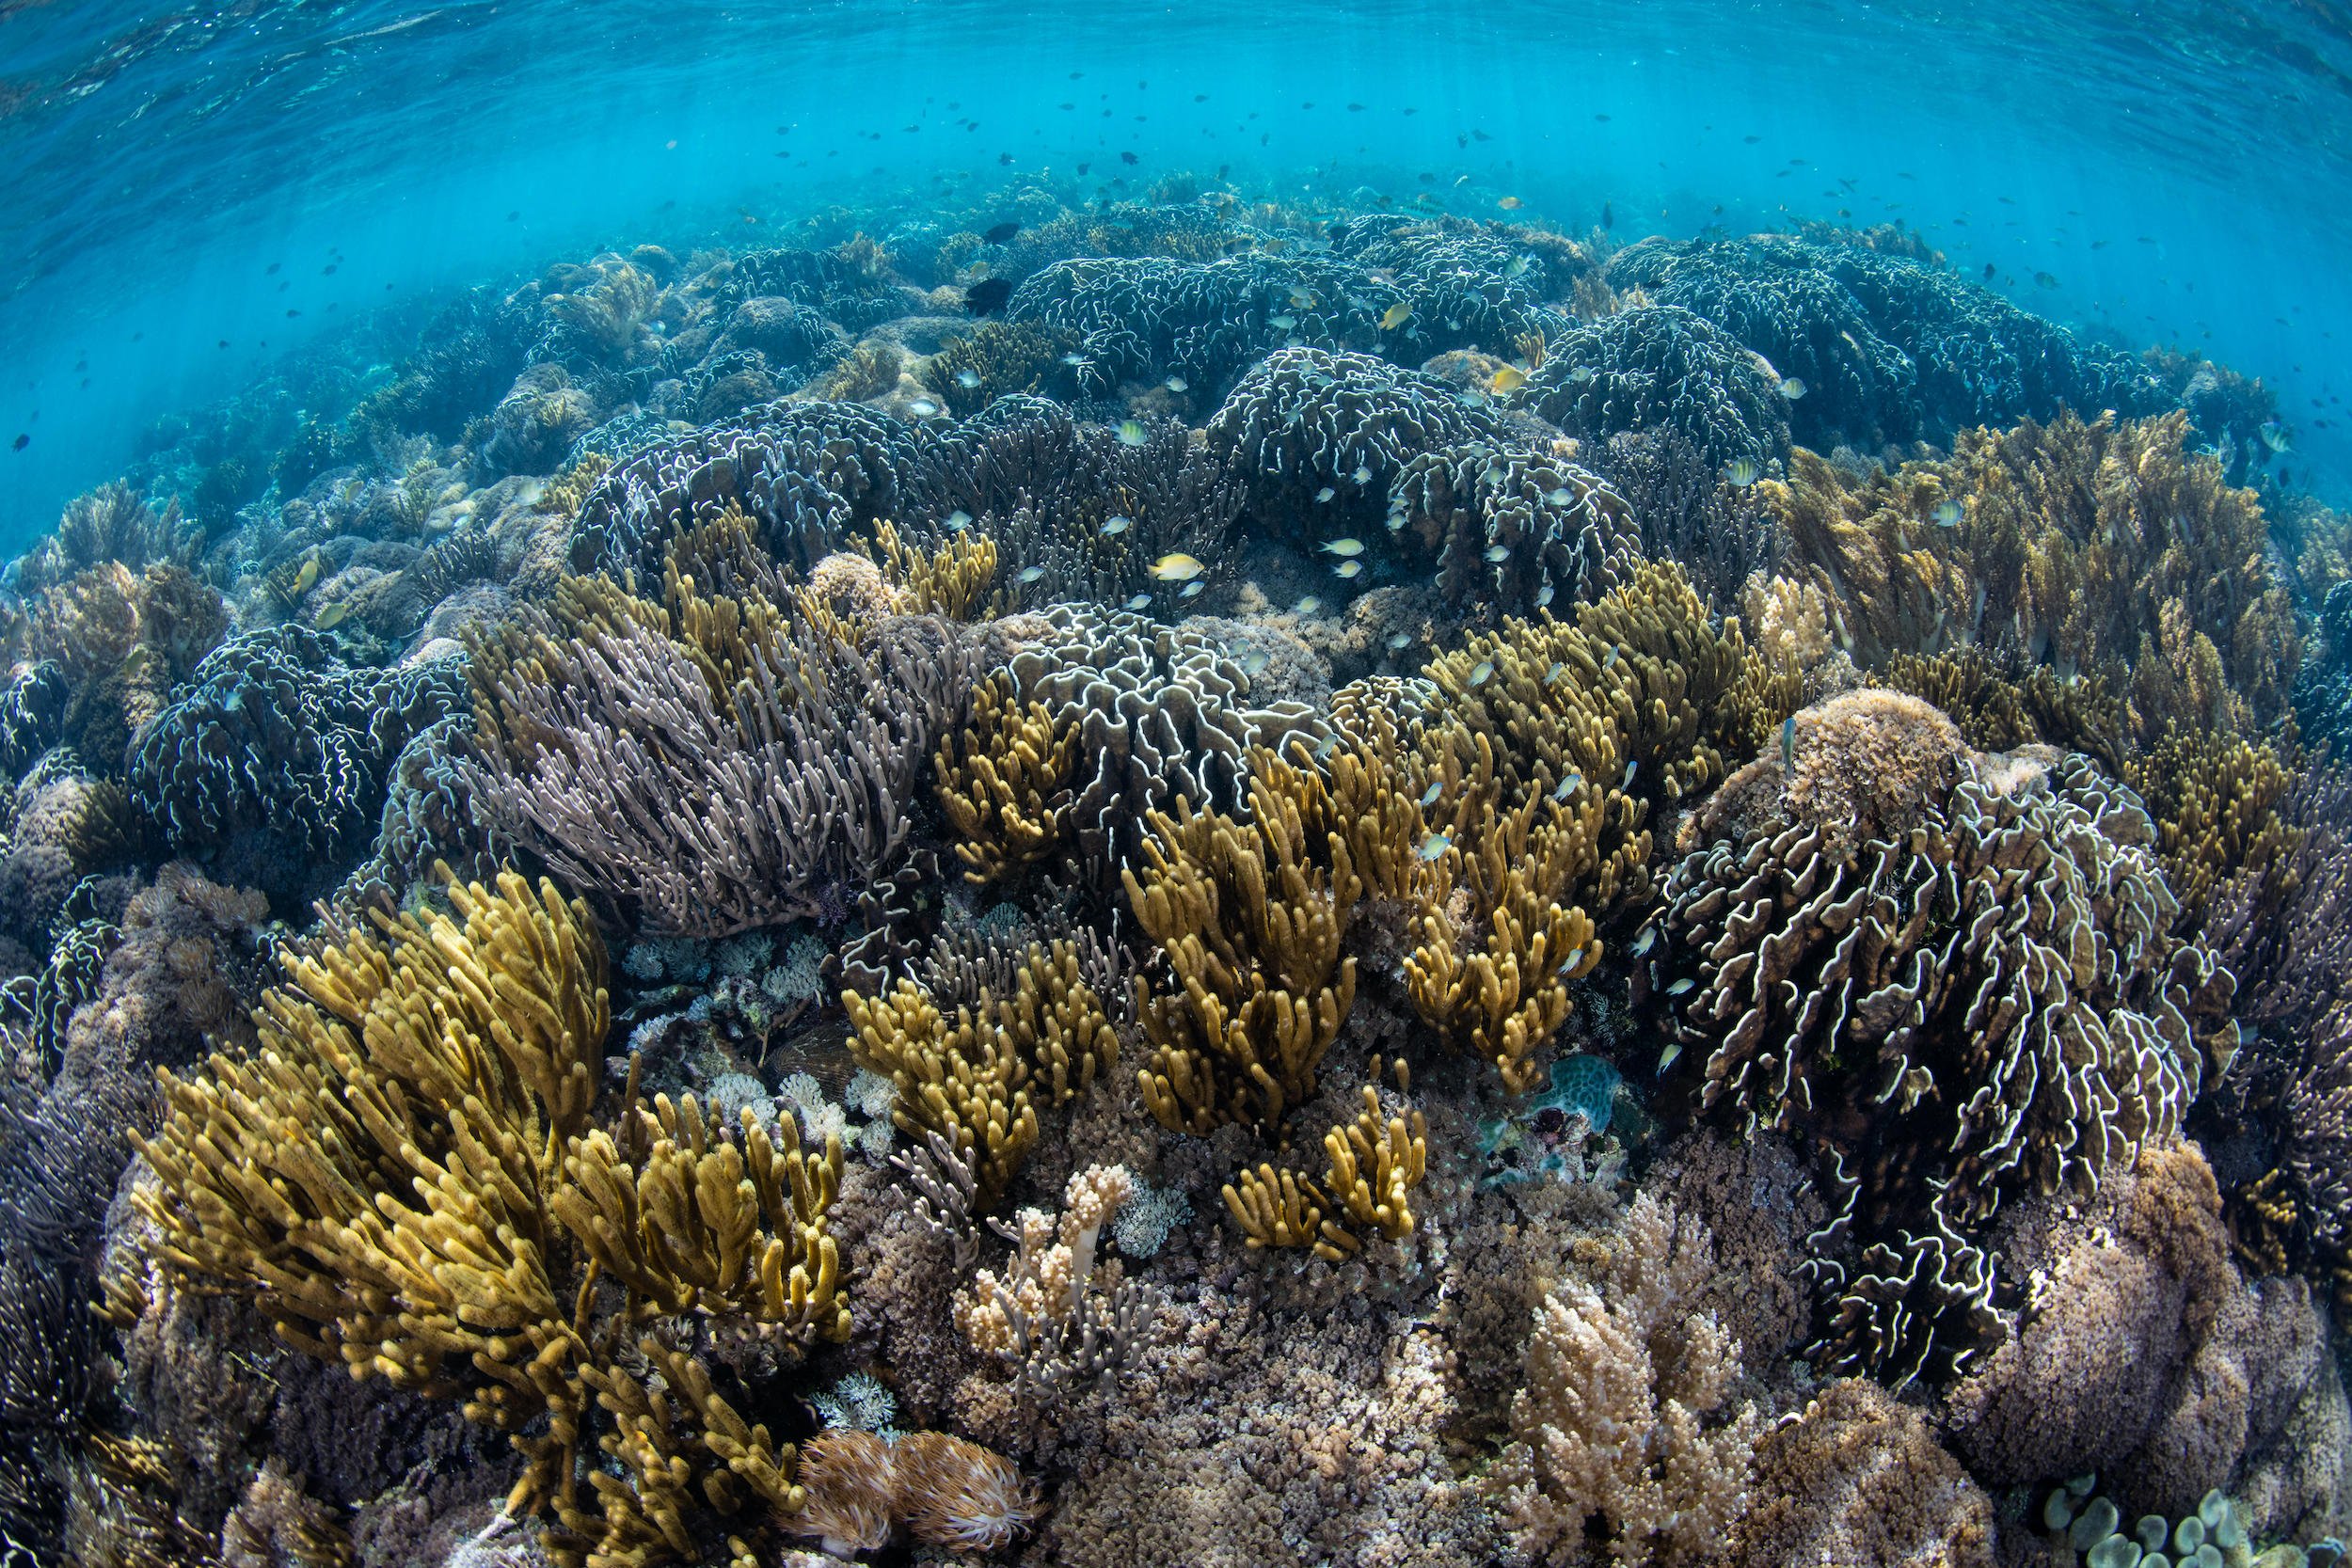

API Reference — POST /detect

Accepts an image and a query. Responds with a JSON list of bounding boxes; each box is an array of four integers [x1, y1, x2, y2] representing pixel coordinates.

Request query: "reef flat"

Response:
[[2, 174, 2350, 1568]]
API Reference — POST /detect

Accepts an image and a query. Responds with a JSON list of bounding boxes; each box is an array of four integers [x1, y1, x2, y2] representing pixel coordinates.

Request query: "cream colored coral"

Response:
[[1739, 572, 1835, 671], [956, 1164, 1135, 1359], [1499, 1194, 1761, 1566]]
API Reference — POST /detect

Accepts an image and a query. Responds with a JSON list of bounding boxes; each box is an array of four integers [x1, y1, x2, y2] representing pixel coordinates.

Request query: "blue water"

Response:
[[3, 0, 2350, 546]]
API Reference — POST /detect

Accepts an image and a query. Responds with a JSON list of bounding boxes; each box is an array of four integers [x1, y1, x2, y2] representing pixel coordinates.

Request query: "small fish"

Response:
[[1165, 375, 1188, 392], [1118, 420, 1150, 446], [2033, 271, 2059, 289], [314, 600, 350, 628], [1151, 552, 1206, 580], [1125, 593, 1153, 610], [1060, 352, 1089, 366], [1544, 486, 1572, 505], [1630, 925, 1656, 958], [1180, 579, 1205, 598], [1565, 364, 1595, 384], [2260, 420, 2292, 453], [955, 369, 982, 388], [1320, 538, 1365, 556], [294, 557, 320, 594], [1242, 650, 1272, 675], [1293, 595, 1322, 615], [1658, 1042, 1682, 1073], [1623, 759, 1639, 786], [1269, 313, 1298, 330], [1551, 773, 1578, 802], [1315, 485, 1337, 502], [1419, 832, 1453, 862], [908, 398, 941, 417], [1101, 515, 1133, 535], [1777, 376, 1808, 401], [1386, 511, 1406, 532], [1018, 565, 1048, 583], [1601, 646, 1619, 670], [1781, 715, 1797, 769], [1352, 464, 1371, 484], [1386, 632, 1416, 651], [1420, 781, 1443, 806], [1332, 560, 1362, 578], [1725, 457, 1760, 487], [1497, 196, 1524, 210], [945, 509, 974, 531], [1601, 199, 1614, 229], [1120, 150, 1138, 165], [1544, 661, 1567, 684], [1379, 300, 1414, 330], [981, 219, 1021, 244], [1491, 365, 1528, 393], [1483, 544, 1510, 563], [1469, 659, 1495, 686], [1666, 977, 1694, 996], [1505, 255, 1532, 277], [1535, 583, 1554, 608], [8, 435, 24, 451], [1931, 499, 1963, 527], [963, 277, 1014, 315]]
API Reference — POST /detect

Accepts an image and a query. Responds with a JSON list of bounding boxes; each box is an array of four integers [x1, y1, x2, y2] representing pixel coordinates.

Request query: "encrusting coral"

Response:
[[130, 869, 850, 1566]]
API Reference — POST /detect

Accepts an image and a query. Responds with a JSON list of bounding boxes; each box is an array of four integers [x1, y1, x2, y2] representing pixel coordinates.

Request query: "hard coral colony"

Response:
[[0, 164, 2346, 1568]]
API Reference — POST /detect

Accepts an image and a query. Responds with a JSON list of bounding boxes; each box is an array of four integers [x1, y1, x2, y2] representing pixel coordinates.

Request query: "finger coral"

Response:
[[933, 671, 1077, 882], [956, 1163, 1152, 1396], [1222, 1066, 1428, 1259], [132, 869, 850, 1564], [1496, 1193, 1763, 1567]]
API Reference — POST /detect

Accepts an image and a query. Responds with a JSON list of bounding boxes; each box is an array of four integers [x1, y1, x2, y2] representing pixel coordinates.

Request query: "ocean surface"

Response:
[[4, 0, 2351, 543]]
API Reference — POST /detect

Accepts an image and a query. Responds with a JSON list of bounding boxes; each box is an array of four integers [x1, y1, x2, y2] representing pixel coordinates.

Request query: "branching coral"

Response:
[[957, 1163, 1152, 1397], [1122, 754, 1361, 1135], [1497, 1194, 1762, 1567], [1763, 409, 2296, 736], [1223, 1065, 1428, 1259], [847, 940, 1118, 1205], [133, 870, 849, 1566], [1645, 743, 2236, 1385], [934, 672, 1077, 883]]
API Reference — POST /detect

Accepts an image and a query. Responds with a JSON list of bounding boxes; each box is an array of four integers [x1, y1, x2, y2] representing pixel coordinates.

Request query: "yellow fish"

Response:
[[314, 600, 350, 628], [1150, 552, 1206, 581], [294, 557, 319, 595], [1497, 196, 1524, 210], [1379, 300, 1414, 331], [1490, 365, 1528, 393]]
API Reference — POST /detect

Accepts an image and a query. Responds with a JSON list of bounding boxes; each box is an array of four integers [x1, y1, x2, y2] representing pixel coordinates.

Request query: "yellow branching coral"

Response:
[[869, 517, 998, 621], [537, 451, 614, 521], [1764, 409, 2296, 736], [133, 870, 849, 1566], [847, 979, 1039, 1208], [846, 940, 1112, 1204], [2126, 723, 2301, 927], [935, 672, 1077, 882], [1124, 757, 1362, 1134], [1222, 1063, 1428, 1260]]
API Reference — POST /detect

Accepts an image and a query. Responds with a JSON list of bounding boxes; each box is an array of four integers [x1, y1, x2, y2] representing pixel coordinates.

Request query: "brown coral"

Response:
[[1730, 1379, 1994, 1568]]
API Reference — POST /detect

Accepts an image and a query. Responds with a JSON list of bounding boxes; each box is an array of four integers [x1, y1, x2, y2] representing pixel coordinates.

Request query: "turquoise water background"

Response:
[[2, 0, 2348, 548]]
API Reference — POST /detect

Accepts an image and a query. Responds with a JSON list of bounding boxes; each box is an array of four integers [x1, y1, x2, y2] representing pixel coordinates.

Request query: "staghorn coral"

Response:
[[1496, 1193, 1762, 1567], [463, 548, 971, 936], [1764, 409, 2296, 735], [132, 870, 850, 1566], [1645, 745, 2236, 1386], [1518, 305, 1791, 472]]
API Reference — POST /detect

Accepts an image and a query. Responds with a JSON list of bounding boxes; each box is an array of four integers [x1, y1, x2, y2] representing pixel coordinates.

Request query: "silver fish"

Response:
[[1420, 781, 1443, 806], [1483, 544, 1510, 563], [1469, 659, 1494, 686]]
